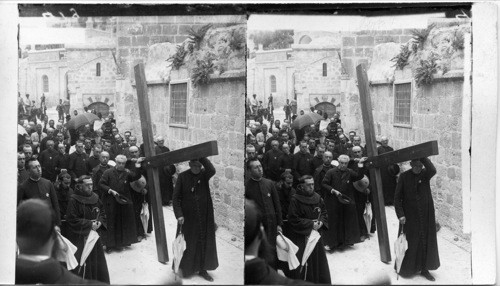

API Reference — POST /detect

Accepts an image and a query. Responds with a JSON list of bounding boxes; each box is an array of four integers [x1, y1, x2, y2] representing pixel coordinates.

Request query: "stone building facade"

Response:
[[248, 19, 471, 238], [113, 15, 246, 237]]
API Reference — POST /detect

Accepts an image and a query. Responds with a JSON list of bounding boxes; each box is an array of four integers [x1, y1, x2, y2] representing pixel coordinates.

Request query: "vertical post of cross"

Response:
[[134, 63, 169, 263], [356, 64, 391, 263]]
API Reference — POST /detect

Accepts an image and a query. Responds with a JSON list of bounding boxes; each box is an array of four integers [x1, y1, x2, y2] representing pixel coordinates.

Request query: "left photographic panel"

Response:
[[17, 5, 246, 285]]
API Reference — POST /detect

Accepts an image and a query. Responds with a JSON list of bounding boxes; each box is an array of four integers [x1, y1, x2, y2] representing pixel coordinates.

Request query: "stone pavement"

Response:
[[326, 206, 471, 284], [104, 205, 243, 285]]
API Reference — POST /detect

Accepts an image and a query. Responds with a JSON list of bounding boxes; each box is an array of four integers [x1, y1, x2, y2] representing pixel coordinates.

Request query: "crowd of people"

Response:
[[244, 102, 440, 284], [16, 106, 178, 284]]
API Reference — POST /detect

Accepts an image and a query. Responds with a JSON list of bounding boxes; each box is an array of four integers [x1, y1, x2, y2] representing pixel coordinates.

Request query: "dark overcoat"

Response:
[[394, 158, 440, 276], [172, 158, 218, 276], [321, 166, 363, 248], [98, 167, 139, 248], [377, 145, 398, 205]]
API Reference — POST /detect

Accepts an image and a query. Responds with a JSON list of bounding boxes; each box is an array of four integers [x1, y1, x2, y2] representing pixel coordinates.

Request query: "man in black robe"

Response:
[[321, 154, 365, 251], [173, 157, 218, 281], [245, 158, 282, 269], [18, 158, 61, 226], [288, 175, 330, 283], [154, 136, 176, 206], [292, 141, 313, 185], [313, 151, 334, 198], [55, 173, 74, 237], [99, 154, 140, 251], [66, 176, 110, 283], [38, 140, 59, 182], [394, 157, 440, 281], [278, 143, 293, 179], [69, 141, 90, 184], [18, 152, 29, 184], [309, 144, 325, 172], [377, 136, 399, 205], [92, 151, 111, 199], [262, 140, 283, 181]]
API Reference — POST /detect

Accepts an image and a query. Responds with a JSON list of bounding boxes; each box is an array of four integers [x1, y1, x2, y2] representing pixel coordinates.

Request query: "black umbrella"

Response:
[[66, 113, 99, 130], [290, 112, 323, 130]]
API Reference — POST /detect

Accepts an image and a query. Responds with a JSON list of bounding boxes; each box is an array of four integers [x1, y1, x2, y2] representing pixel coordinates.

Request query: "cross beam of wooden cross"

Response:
[[356, 64, 439, 263], [134, 63, 219, 263]]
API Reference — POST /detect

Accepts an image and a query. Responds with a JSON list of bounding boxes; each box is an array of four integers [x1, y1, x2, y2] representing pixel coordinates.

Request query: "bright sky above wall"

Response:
[[248, 13, 446, 31]]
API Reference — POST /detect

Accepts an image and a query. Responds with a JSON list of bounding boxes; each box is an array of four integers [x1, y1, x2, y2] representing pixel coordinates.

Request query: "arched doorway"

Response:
[[299, 35, 312, 44], [88, 102, 110, 117], [315, 102, 336, 118]]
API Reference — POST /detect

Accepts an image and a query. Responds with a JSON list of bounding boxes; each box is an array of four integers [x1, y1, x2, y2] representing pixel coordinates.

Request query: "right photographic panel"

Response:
[[244, 6, 473, 285]]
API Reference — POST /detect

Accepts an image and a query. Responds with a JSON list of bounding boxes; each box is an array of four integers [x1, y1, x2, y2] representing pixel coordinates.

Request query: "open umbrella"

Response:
[[140, 200, 150, 235], [301, 229, 321, 280], [55, 231, 78, 270], [394, 224, 408, 280], [363, 201, 373, 234], [290, 112, 323, 130], [80, 229, 100, 267], [172, 225, 186, 276], [66, 113, 99, 130], [18, 124, 27, 135]]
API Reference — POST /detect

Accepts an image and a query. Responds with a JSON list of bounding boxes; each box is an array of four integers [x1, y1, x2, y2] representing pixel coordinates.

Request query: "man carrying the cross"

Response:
[[173, 157, 218, 282], [394, 157, 440, 281]]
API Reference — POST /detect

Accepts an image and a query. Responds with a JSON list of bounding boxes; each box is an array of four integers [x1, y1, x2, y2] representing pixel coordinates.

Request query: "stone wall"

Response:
[[114, 16, 246, 237], [66, 47, 117, 114], [340, 29, 413, 78]]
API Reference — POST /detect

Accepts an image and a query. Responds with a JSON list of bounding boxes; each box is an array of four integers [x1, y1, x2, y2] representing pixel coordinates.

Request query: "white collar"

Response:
[[18, 253, 51, 262]]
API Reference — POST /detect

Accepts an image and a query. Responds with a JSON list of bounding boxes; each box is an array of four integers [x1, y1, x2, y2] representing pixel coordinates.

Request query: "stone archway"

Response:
[[299, 35, 312, 44], [315, 102, 336, 118], [88, 101, 110, 117]]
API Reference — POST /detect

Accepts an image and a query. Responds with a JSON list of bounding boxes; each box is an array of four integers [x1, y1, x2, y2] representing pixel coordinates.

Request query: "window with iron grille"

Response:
[[322, 63, 327, 77], [170, 82, 188, 126], [270, 75, 276, 93], [42, 75, 49, 92], [393, 82, 412, 126]]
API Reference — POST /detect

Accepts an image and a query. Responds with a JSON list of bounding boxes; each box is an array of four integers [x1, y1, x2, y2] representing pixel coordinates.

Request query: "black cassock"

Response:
[[287, 191, 331, 284], [66, 192, 110, 284], [125, 161, 152, 238], [173, 158, 218, 276], [99, 167, 140, 248], [321, 166, 363, 248], [377, 145, 398, 205], [394, 158, 440, 276], [154, 145, 176, 205]]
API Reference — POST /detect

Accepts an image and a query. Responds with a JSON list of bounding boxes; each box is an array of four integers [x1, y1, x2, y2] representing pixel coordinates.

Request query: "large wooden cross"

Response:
[[356, 64, 439, 263], [134, 63, 219, 263]]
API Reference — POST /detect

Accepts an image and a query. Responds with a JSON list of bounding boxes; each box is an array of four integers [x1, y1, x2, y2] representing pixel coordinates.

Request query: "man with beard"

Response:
[[313, 151, 334, 198], [111, 134, 125, 156], [126, 146, 151, 241], [377, 136, 399, 205], [321, 154, 366, 251], [278, 143, 293, 179], [102, 140, 115, 161], [92, 151, 111, 199], [275, 172, 295, 237], [55, 173, 73, 237], [173, 157, 218, 281], [245, 158, 282, 269], [18, 158, 61, 226], [84, 138, 93, 156], [38, 140, 59, 182], [86, 144, 102, 175], [349, 135, 367, 157], [154, 136, 176, 206], [262, 140, 283, 182], [68, 141, 89, 184], [292, 141, 313, 185], [99, 154, 141, 251], [245, 144, 258, 181], [66, 176, 110, 283], [333, 134, 350, 160], [18, 152, 30, 184], [287, 175, 330, 283], [394, 158, 439, 281]]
